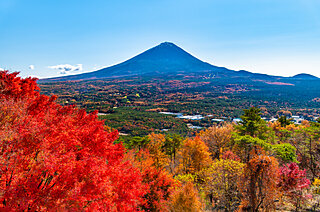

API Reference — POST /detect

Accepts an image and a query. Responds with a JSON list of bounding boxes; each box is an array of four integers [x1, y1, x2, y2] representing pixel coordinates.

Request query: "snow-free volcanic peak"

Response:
[[40, 42, 318, 82], [41, 42, 230, 82]]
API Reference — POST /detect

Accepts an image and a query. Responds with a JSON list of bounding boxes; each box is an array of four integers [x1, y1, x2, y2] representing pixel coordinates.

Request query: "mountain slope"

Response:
[[40, 42, 318, 82], [41, 42, 235, 82], [292, 73, 318, 80]]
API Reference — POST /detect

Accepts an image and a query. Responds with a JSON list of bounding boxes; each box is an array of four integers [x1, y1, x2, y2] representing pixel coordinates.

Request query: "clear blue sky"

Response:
[[1, 0, 320, 78]]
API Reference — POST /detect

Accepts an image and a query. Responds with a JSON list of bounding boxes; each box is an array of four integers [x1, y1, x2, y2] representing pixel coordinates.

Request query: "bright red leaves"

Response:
[[0, 71, 145, 211]]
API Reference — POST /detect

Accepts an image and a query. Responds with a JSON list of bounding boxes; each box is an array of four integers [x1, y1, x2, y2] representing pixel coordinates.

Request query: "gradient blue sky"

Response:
[[1, 0, 320, 78]]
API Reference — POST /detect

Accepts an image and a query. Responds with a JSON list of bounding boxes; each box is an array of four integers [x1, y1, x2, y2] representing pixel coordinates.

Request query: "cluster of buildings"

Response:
[[159, 111, 319, 131], [212, 115, 319, 125]]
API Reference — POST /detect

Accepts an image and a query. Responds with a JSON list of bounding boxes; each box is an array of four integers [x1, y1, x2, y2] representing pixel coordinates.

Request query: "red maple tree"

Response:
[[278, 163, 311, 209], [0, 71, 146, 211]]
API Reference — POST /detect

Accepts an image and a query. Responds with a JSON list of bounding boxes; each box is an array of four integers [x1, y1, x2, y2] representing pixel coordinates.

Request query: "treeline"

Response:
[[124, 108, 320, 211], [39, 74, 320, 120], [39, 75, 320, 137], [1, 71, 320, 211], [100, 107, 189, 136]]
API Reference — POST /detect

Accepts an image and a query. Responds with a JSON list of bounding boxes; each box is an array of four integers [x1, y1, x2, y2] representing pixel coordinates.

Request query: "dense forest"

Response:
[[39, 74, 320, 137], [1, 71, 320, 211]]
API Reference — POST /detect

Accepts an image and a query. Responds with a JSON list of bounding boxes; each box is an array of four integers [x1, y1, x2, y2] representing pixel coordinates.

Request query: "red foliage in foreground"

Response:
[[278, 163, 311, 192], [0, 71, 145, 211], [138, 150, 177, 211]]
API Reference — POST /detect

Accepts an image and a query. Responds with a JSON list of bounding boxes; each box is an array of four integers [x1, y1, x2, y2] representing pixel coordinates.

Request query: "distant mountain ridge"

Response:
[[40, 42, 318, 82], [292, 73, 318, 80]]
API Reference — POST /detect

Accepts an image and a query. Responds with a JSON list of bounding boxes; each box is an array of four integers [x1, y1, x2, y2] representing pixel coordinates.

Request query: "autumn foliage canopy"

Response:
[[0, 71, 145, 211], [1, 71, 318, 211]]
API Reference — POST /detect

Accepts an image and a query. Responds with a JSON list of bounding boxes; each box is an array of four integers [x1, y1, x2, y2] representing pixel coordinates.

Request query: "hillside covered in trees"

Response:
[[1, 71, 320, 211], [39, 72, 320, 137]]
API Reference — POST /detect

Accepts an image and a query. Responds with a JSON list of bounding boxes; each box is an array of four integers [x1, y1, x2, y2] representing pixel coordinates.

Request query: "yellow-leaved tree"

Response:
[[146, 133, 169, 169], [203, 158, 244, 211]]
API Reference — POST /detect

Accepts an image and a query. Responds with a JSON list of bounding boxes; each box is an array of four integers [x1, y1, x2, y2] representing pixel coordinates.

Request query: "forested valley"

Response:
[[39, 73, 320, 138]]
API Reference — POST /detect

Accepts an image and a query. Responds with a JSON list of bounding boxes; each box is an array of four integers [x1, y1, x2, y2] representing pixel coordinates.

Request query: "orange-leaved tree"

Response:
[[170, 181, 203, 212], [239, 152, 280, 211], [146, 133, 169, 169], [199, 123, 233, 160], [0, 71, 145, 211], [178, 136, 212, 175]]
